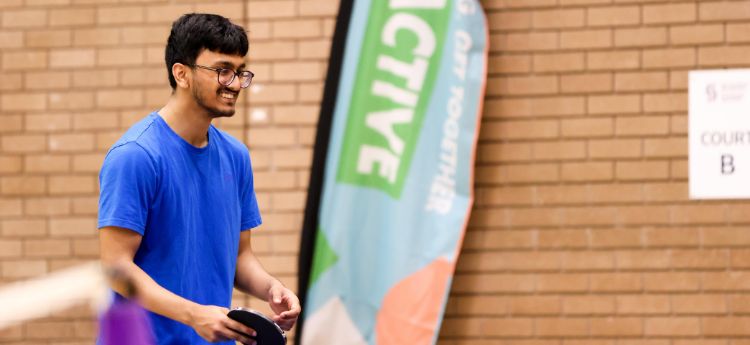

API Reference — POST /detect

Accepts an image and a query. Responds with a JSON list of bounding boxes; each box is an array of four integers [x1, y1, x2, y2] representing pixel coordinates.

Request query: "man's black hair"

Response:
[[165, 13, 249, 89]]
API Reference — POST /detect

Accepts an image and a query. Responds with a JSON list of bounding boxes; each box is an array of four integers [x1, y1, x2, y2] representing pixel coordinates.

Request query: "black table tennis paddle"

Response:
[[227, 308, 286, 345]]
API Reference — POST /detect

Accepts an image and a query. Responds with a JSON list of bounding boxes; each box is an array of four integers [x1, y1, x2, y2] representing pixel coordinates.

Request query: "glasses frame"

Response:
[[192, 64, 254, 88]]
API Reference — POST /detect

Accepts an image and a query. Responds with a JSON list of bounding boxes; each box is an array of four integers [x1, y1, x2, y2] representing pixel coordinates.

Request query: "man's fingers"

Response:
[[225, 319, 256, 338]]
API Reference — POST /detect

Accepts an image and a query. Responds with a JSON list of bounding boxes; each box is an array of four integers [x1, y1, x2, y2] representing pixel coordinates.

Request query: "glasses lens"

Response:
[[239, 71, 253, 88], [218, 69, 235, 86]]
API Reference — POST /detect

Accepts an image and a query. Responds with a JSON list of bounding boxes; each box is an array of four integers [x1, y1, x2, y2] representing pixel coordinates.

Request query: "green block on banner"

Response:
[[309, 228, 339, 286]]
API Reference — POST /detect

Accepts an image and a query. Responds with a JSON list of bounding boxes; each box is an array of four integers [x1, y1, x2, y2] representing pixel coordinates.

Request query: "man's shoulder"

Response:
[[211, 126, 250, 156], [111, 113, 162, 151], [104, 113, 161, 167]]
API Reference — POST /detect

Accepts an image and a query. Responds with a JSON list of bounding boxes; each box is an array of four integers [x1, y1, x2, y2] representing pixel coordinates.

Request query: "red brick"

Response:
[[617, 295, 670, 315], [615, 72, 668, 91], [562, 72, 614, 93], [591, 229, 642, 248], [536, 185, 587, 205], [478, 163, 559, 184], [562, 162, 613, 181], [670, 24, 724, 45], [704, 317, 750, 336], [615, 116, 670, 136], [533, 52, 584, 72], [485, 96, 585, 118], [49, 175, 95, 195], [587, 6, 640, 26], [0, 156, 22, 173], [643, 3, 696, 24], [73, 28, 120, 46], [536, 318, 588, 336], [560, 29, 612, 49], [484, 119, 558, 140], [644, 272, 701, 292], [489, 75, 558, 96], [1, 9, 47, 28], [0, 31, 23, 49], [533, 141, 585, 160], [247, 1, 296, 19], [272, 19, 321, 39], [453, 273, 535, 293], [562, 252, 615, 271], [533, 9, 585, 29], [1, 176, 46, 196], [671, 294, 727, 314], [699, 46, 750, 67], [298, 0, 338, 17], [589, 138, 641, 158], [26, 29, 72, 48], [2, 260, 47, 278], [2, 51, 48, 70], [561, 118, 613, 138], [476, 142, 533, 163], [48, 133, 94, 152], [671, 205, 726, 224], [700, 1, 750, 21], [0, 199, 23, 217], [49, 48, 95, 68], [616, 250, 670, 270], [25, 154, 70, 173], [644, 137, 686, 158], [643, 48, 696, 68], [588, 94, 640, 115], [616, 161, 669, 181], [645, 317, 700, 336], [496, 32, 558, 52], [49, 8, 94, 27], [537, 273, 588, 293], [728, 23, 750, 43], [536, 229, 591, 249], [488, 11, 532, 30], [23, 239, 70, 257], [587, 50, 640, 70], [615, 27, 667, 47], [591, 273, 642, 292], [645, 228, 699, 247], [489, 54, 532, 74], [590, 317, 643, 336]]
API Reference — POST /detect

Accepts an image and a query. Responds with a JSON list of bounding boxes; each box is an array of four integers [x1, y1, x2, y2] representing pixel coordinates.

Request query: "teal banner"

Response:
[[300, 0, 488, 344]]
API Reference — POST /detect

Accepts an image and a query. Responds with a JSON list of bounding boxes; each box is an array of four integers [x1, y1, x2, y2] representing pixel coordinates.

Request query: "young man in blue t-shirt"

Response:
[[98, 13, 300, 345]]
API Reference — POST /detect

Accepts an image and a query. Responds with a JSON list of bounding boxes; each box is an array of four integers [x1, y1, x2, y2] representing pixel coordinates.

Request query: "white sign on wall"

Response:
[[690, 69, 750, 199]]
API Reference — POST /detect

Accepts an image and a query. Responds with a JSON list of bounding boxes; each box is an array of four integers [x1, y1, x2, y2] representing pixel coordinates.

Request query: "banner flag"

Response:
[[298, 0, 488, 344]]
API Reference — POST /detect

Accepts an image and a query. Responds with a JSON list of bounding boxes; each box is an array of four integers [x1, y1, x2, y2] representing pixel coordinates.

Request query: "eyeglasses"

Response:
[[192, 64, 254, 88]]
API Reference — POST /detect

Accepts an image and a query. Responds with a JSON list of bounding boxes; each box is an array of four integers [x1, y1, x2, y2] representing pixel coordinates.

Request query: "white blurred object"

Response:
[[0, 261, 107, 330]]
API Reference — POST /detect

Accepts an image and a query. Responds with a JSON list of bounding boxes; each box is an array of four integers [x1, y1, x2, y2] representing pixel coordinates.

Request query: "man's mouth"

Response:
[[220, 91, 238, 100]]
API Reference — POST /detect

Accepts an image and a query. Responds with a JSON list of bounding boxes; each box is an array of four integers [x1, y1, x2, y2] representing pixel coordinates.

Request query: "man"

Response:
[[98, 13, 300, 344]]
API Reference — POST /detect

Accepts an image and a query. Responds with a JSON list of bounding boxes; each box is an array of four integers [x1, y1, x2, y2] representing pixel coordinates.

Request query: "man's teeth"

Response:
[[221, 92, 236, 99]]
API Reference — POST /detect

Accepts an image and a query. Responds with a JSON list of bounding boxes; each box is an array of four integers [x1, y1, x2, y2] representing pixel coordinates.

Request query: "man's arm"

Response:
[[234, 230, 301, 330], [100, 226, 257, 344]]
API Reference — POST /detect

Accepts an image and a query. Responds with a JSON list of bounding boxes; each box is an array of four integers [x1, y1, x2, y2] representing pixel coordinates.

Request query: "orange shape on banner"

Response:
[[375, 258, 454, 345]]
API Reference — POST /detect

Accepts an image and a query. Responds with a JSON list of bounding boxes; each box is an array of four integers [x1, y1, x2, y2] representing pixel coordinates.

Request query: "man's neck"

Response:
[[158, 96, 212, 148]]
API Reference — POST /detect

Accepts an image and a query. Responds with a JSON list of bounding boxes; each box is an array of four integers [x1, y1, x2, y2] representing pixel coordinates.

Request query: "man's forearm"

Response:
[[106, 260, 199, 325], [235, 251, 283, 299]]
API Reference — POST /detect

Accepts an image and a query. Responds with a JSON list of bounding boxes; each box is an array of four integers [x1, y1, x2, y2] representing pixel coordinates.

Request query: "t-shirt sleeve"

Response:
[[98, 142, 158, 235], [240, 151, 262, 231]]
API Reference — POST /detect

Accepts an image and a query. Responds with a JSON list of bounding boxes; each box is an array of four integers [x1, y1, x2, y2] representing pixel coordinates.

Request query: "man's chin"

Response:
[[210, 108, 236, 118]]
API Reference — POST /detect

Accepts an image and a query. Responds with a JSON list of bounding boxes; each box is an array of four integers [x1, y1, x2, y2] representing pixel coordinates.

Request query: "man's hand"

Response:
[[189, 304, 257, 345], [267, 282, 302, 331]]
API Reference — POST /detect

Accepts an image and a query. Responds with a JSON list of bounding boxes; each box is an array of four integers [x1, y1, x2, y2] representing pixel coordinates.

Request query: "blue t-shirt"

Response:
[[98, 112, 262, 345]]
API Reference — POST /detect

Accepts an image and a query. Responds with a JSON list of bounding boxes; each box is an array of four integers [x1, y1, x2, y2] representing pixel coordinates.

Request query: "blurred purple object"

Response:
[[99, 298, 155, 345]]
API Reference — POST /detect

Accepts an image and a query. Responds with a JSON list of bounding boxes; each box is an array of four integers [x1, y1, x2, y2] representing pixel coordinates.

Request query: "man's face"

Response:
[[190, 50, 246, 118]]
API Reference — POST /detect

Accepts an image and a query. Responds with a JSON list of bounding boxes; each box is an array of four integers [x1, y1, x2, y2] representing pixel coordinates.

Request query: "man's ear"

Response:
[[172, 63, 191, 89]]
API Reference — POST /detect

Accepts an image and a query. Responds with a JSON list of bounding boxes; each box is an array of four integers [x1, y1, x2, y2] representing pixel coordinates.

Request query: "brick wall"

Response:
[[441, 0, 750, 344], [1, 0, 749, 344]]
